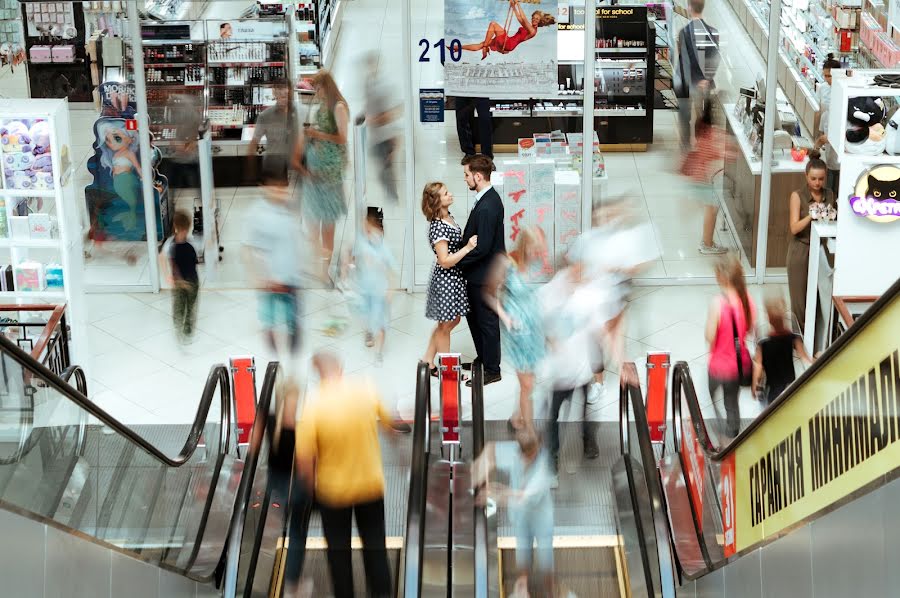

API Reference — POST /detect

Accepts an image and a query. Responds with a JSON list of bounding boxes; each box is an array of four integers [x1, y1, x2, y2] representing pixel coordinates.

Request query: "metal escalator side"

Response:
[[0, 332, 265, 582], [614, 363, 677, 598], [659, 276, 900, 584]]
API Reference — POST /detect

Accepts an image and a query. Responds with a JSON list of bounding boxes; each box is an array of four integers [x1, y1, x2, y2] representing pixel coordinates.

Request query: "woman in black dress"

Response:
[[421, 182, 477, 375]]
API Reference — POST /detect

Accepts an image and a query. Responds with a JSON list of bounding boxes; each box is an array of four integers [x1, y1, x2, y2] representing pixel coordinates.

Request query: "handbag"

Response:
[[730, 304, 752, 387]]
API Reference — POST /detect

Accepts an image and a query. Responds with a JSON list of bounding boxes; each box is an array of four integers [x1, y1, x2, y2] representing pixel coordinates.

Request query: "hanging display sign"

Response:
[[419, 88, 445, 123], [723, 290, 900, 555], [848, 164, 900, 222], [444, 0, 559, 98], [207, 19, 289, 40]]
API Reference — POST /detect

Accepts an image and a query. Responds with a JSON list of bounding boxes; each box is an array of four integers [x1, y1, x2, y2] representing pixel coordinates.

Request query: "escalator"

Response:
[[0, 331, 283, 596], [616, 276, 900, 596]]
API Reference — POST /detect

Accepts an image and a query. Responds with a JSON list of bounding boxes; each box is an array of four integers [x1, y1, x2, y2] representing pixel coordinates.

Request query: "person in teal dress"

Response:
[[300, 70, 349, 283], [485, 227, 547, 431]]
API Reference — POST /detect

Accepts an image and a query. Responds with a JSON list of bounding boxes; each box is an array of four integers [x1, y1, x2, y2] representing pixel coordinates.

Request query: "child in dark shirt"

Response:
[[752, 295, 813, 405], [169, 211, 199, 343]]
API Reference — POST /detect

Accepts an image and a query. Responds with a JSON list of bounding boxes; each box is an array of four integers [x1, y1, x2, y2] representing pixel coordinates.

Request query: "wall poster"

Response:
[[445, 0, 559, 98]]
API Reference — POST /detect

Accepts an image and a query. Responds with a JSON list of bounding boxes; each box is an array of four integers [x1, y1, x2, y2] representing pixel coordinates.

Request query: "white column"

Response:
[[401, 0, 416, 292], [582, 0, 595, 229]]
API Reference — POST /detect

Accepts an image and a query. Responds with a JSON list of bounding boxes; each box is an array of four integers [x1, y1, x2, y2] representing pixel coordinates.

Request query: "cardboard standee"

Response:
[[230, 356, 257, 451]]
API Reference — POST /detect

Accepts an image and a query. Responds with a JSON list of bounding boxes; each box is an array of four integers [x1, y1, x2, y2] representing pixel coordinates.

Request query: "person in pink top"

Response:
[[704, 254, 755, 439]]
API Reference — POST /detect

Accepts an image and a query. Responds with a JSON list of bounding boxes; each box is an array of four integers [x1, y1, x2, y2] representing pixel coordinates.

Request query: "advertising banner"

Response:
[[728, 290, 900, 553], [445, 0, 559, 98]]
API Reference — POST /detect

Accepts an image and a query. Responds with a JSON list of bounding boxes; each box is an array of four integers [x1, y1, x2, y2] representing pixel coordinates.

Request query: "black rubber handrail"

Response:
[[221, 361, 281, 598], [619, 363, 677, 598], [400, 361, 431, 597], [471, 360, 488, 598], [673, 274, 900, 463]]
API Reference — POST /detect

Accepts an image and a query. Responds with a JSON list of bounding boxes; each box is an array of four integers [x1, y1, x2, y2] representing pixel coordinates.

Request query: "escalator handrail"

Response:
[[471, 360, 488, 598], [0, 332, 233, 469], [221, 361, 281, 598], [619, 363, 678, 597], [672, 275, 900, 463], [400, 361, 432, 597]]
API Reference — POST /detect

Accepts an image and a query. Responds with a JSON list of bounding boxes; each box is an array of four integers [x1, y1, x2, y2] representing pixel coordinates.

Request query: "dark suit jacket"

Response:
[[458, 186, 505, 286], [675, 19, 720, 98]]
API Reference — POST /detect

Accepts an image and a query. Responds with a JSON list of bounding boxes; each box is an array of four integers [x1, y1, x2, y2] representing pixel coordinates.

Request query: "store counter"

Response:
[[721, 102, 808, 268]]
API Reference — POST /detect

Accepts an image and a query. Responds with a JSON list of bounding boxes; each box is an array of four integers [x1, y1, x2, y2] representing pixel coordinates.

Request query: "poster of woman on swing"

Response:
[[445, 0, 558, 98]]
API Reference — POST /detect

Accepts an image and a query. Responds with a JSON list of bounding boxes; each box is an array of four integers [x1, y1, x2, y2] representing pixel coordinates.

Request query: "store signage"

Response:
[[419, 88, 445, 123], [727, 291, 900, 554], [848, 164, 900, 223], [207, 20, 288, 39], [125, 120, 137, 131]]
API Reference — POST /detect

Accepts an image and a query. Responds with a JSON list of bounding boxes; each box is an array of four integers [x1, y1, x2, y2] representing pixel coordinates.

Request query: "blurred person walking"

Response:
[[421, 182, 477, 376], [786, 152, 834, 333], [167, 210, 199, 344], [459, 155, 505, 386], [243, 179, 304, 360], [705, 254, 755, 439], [299, 70, 349, 284], [472, 427, 555, 596], [752, 295, 813, 406], [814, 55, 843, 195], [248, 84, 298, 184], [364, 53, 401, 204], [484, 227, 546, 430], [292, 352, 403, 598], [674, 0, 720, 149], [679, 100, 731, 254]]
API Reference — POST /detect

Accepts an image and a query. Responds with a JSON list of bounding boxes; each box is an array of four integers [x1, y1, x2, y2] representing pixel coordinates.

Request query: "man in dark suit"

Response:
[[458, 154, 504, 385]]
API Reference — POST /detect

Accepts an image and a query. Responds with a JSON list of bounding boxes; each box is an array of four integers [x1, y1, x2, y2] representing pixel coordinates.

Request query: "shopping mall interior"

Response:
[[0, 0, 898, 596]]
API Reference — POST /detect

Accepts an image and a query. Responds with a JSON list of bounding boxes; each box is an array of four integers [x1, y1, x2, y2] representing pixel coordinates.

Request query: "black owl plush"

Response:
[[846, 96, 887, 155]]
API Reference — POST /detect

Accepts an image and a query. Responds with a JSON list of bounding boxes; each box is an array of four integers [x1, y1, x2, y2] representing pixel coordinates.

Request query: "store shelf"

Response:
[[491, 110, 532, 118], [0, 189, 56, 199], [143, 62, 199, 68], [0, 290, 66, 300], [594, 108, 647, 116], [594, 47, 647, 53], [206, 61, 286, 67], [596, 60, 647, 68], [0, 239, 59, 249]]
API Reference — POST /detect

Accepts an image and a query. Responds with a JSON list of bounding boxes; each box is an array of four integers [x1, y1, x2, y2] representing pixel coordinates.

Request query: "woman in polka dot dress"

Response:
[[421, 182, 478, 376]]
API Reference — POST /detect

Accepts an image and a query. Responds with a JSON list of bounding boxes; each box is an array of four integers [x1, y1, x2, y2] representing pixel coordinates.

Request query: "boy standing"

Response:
[[170, 210, 199, 344]]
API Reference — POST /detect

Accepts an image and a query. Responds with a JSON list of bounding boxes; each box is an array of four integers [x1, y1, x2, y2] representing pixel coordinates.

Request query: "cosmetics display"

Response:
[[143, 0, 207, 22]]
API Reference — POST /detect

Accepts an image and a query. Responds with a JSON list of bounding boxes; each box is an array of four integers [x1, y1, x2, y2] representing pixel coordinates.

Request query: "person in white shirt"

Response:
[[814, 55, 842, 195]]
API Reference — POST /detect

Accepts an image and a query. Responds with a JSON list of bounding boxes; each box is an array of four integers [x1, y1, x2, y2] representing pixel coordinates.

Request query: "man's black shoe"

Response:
[[584, 442, 600, 459], [391, 421, 412, 434], [466, 372, 501, 387], [461, 362, 473, 371]]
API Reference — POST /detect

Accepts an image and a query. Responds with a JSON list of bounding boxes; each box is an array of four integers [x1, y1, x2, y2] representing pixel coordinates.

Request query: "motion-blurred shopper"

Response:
[[786, 152, 834, 334], [674, 0, 720, 149], [472, 427, 555, 596], [243, 179, 303, 359], [168, 210, 199, 344], [300, 70, 349, 285], [679, 101, 731, 254], [293, 352, 401, 598], [421, 182, 476, 376], [166, 93, 202, 195], [705, 254, 755, 438], [814, 54, 843, 195], [347, 209, 397, 363], [248, 84, 298, 184], [752, 295, 813, 406], [364, 53, 401, 203], [540, 263, 602, 480], [484, 227, 546, 430], [460, 155, 505, 386]]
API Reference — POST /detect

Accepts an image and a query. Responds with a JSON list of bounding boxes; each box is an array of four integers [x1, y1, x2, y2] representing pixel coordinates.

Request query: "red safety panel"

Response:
[[231, 356, 257, 445], [439, 354, 460, 444], [646, 352, 670, 443]]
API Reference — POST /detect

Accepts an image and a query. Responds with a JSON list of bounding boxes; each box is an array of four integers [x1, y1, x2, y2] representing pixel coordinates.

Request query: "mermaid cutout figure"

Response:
[[97, 121, 143, 233]]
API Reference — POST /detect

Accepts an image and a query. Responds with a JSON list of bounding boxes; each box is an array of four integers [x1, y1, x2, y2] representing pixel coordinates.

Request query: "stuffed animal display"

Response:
[[846, 96, 887, 155], [0, 118, 54, 190]]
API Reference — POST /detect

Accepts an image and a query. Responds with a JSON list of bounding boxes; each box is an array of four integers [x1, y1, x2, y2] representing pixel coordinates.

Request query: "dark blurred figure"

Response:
[[752, 295, 813, 406], [167, 94, 202, 199], [365, 53, 402, 203], [167, 210, 199, 345], [675, 0, 719, 149], [455, 96, 493, 161], [293, 352, 403, 598], [248, 84, 298, 184]]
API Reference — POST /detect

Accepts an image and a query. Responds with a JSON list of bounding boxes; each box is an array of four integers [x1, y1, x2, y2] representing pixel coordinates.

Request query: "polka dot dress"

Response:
[[425, 218, 470, 322]]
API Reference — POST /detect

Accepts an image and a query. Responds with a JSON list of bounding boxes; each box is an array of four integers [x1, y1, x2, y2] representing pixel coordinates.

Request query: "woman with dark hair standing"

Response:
[[421, 182, 477, 375], [786, 152, 835, 333], [705, 253, 755, 439], [300, 70, 349, 283]]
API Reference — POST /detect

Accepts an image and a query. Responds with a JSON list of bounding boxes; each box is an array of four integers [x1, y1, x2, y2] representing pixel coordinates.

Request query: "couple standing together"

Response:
[[422, 154, 504, 385]]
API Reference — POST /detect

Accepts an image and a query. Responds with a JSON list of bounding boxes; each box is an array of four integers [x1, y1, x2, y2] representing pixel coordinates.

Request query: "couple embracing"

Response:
[[421, 154, 504, 385]]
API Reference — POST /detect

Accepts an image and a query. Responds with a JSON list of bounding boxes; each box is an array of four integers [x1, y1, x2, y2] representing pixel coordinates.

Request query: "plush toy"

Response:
[[3, 151, 34, 173], [846, 96, 887, 155], [8, 170, 36, 190], [0, 121, 32, 153], [32, 171, 53, 190], [29, 121, 52, 156], [32, 154, 53, 173]]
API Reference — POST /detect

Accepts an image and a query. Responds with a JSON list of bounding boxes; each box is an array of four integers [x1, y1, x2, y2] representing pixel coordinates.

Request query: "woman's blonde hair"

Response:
[[715, 253, 753, 328], [764, 294, 790, 334], [532, 11, 556, 27], [421, 182, 445, 221], [312, 69, 347, 112], [509, 226, 545, 267]]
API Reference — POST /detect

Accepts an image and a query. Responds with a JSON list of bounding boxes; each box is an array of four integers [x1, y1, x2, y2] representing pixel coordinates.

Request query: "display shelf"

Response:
[[594, 47, 648, 53], [206, 61, 286, 67], [594, 108, 647, 116], [0, 189, 56, 199], [0, 239, 59, 249], [0, 290, 66, 300]]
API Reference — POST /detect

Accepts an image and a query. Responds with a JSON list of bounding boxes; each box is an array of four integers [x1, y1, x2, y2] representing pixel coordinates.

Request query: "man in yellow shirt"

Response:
[[293, 352, 401, 598]]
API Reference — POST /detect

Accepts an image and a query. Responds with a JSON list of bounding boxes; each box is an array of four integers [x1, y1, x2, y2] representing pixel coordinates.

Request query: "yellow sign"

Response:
[[731, 290, 900, 552]]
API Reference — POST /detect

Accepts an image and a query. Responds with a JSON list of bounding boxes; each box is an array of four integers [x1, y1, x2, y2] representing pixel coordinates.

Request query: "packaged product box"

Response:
[[14, 261, 45, 291], [29, 45, 53, 63], [517, 138, 537, 159], [45, 263, 64, 290], [9, 215, 29, 240], [27, 213, 52, 239]]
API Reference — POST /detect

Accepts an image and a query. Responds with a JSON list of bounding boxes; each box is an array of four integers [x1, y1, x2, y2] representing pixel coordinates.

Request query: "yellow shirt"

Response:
[[295, 377, 392, 508]]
